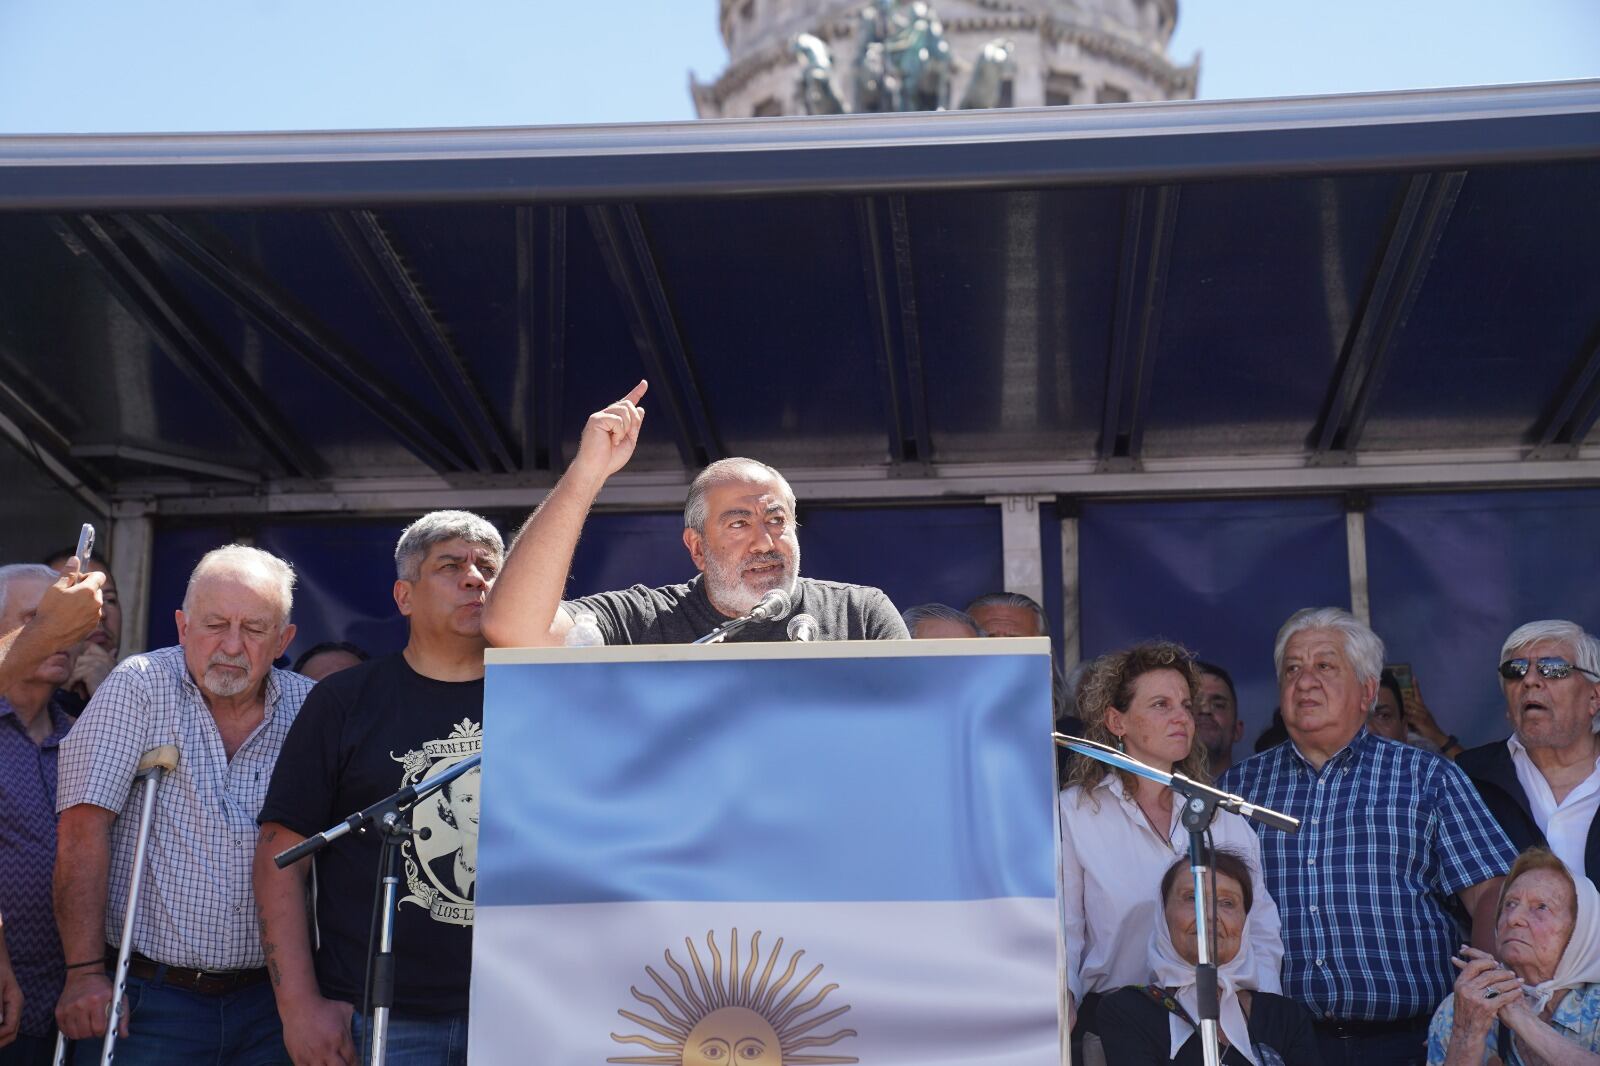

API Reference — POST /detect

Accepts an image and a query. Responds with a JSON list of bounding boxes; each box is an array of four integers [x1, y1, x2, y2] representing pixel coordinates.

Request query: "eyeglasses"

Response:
[[1499, 657, 1600, 682]]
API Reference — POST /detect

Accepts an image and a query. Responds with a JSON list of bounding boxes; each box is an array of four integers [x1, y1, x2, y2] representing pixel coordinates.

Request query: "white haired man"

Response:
[[256, 510, 503, 1066], [965, 591, 1047, 639], [902, 603, 985, 639], [482, 381, 906, 647], [1457, 620, 1600, 885], [53, 545, 310, 1065], [0, 564, 83, 1061], [0, 559, 103, 695], [1218, 607, 1516, 1066]]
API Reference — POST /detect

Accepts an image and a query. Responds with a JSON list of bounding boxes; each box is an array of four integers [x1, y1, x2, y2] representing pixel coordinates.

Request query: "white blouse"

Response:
[[1059, 773, 1284, 1004]]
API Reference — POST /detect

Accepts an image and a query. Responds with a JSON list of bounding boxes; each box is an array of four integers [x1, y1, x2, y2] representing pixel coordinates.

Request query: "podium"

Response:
[[469, 638, 1061, 1065]]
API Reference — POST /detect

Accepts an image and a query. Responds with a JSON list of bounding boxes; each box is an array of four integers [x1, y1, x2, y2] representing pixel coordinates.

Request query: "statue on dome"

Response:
[[793, 0, 1011, 116]]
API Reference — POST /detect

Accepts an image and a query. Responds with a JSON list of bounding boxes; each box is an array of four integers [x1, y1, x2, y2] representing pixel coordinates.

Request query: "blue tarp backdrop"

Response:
[[1078, 496, 1352, 746], [1368, 489, 1600, 748], [144, 488, 1600, 753]]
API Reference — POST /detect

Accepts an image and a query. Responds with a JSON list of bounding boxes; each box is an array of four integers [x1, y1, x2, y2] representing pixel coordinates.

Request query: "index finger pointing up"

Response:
[[622, 379, 648, 405]]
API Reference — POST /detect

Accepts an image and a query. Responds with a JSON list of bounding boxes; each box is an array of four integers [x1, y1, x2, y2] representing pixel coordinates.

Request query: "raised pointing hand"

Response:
[[573, 380, 648, 482]]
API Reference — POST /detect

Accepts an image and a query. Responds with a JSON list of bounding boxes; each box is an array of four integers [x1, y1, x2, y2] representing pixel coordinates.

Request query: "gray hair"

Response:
[[1501, 620, 1600, 678], [683, 458, 798, 534], [183, 545, 296, 626], [965, 591, 1050, 637], [395, 510, 504, 582], [1273, 607, 1385, 687], [0, 564, 60, 618], [902, 603, 986, 637]]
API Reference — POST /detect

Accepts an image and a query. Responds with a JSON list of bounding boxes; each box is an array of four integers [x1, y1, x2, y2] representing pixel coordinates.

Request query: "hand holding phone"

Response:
[[69, 523, 95, 584]]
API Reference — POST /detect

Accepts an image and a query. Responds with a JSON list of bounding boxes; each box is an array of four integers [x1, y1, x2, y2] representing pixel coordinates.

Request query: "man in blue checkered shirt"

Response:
[[1218, 607, 1517, 1066]]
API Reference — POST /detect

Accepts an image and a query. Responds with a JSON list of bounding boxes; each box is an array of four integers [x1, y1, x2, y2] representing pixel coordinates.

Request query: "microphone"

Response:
[[749, 588, 793, 623], [786, 613, 818, 642], [692, 587, 796, 644]]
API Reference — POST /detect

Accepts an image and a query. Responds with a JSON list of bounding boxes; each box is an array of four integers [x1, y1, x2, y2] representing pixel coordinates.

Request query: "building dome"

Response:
[[693, 0, 1198, 118]]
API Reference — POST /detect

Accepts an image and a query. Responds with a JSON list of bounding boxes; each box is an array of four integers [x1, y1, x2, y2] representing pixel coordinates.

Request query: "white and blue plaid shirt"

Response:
[[56, 646, 312, 971], [1218, 727, 1517, 1022]]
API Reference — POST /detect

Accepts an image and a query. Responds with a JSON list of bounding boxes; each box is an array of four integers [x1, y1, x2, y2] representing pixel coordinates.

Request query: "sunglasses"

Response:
[[1499, 657, 1600, 682]]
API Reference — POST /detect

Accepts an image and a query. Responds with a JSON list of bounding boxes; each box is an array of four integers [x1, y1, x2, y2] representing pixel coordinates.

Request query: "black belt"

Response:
[[1314, 1014, 1429, 1039], [106, 946, 269, 997]]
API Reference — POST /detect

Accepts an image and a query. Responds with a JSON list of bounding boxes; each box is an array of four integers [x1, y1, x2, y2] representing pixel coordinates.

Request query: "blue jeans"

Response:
[[351, 1009, 468, 1066], [68, 973, 288, 1066]]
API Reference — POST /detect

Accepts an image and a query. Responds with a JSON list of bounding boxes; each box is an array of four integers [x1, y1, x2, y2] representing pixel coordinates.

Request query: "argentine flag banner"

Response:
[[471, 638, 1061, 1066]]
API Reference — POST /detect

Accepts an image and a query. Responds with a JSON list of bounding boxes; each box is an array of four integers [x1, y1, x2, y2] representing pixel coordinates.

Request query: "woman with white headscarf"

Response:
[[1061, 643, 1282, 1065], [1098, 849, 1320, 1065], [1428, 846, 1600, 1065]]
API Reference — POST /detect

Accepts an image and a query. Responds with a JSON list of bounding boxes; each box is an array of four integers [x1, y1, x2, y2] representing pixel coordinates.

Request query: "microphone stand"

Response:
[[274, 752, 482, 1066], [1053, 735, 1298, 1066], [692, 591, 792, 645]]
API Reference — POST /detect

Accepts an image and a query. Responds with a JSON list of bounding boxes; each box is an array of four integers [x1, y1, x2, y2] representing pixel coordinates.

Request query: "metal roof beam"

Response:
[[855, 195, 932, 467], [0, 375, 110, 515], [1311, 170, 1465, 461], [585, 203, 721, 470], [1530, 321, 1600, 457], [57, 214, 322, 479], [886, 195, 932, 466], [128, 214, 471, 475], [3, 81, 1595, 210], [329, 209, 516, 473], [1099, 184, 1180, 469], [515, 205, 567, 472], [855, 197, 909, 465], [69, 443, 262, 483], [109, 445, 1600, 517]]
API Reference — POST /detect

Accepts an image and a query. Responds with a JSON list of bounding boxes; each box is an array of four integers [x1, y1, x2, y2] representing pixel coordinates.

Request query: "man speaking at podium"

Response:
[[483, 381, 907, 647]]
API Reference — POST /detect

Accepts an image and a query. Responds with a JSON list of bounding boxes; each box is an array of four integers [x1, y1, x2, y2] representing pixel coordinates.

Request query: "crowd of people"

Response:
[[1048, 611, 1600, 1066], [1, 381, 1598, 1066]]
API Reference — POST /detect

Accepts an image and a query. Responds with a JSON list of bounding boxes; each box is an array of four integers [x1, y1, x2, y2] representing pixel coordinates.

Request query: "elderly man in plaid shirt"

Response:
[[52, 545, 312, 1065], [1219, 607, 1517, 1066]]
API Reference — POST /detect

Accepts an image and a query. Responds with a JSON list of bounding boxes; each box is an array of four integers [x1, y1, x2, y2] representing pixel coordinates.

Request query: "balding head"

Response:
[[183, 545, 295, 626], [177, 546, 297, 703]]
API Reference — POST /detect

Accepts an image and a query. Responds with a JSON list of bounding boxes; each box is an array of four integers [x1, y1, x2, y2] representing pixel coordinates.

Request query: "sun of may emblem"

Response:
[[608, 928, 858, 1065]]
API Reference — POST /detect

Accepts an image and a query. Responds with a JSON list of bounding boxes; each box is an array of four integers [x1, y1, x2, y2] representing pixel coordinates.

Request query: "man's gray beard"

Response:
[[704, 545, 801, 616], [202, 655, 253, 698]]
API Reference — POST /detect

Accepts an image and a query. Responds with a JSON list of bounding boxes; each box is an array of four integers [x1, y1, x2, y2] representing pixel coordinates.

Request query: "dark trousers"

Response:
[[1314, 1019, 1428, 1066], [0, 1032, 57, 1066]]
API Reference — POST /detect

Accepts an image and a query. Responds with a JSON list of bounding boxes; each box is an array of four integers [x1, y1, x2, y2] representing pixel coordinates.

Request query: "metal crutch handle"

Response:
[[100, 744, 179, 1066]]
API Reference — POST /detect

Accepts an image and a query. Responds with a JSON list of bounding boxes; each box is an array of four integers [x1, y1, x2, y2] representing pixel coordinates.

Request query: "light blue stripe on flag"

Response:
[[479, 647, 1054, 906]]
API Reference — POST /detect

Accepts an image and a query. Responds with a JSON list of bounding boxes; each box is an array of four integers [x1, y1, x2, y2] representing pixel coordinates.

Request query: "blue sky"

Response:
[[0, 0, 1595, 133]]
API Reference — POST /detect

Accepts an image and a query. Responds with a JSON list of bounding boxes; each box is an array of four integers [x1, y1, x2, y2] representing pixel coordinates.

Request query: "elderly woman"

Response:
[[1099, 850, 1321, 1065], [1428, 847, 1600, 1064], [1060, 641, 1283, 1064]]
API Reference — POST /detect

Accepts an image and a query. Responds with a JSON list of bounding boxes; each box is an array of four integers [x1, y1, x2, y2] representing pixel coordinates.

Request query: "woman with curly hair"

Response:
[[1061, 641, 1285, 1065]]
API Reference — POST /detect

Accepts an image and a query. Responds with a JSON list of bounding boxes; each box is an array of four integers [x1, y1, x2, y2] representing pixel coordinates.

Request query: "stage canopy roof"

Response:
[[1, 79, 1598, 521]]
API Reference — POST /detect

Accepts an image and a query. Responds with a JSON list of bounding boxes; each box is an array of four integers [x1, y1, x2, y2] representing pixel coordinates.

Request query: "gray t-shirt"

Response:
[[565, 574, 908, 645]]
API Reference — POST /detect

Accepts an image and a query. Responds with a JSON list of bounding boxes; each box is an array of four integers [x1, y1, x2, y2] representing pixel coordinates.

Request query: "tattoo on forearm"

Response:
[[261, 925, 281, 988]]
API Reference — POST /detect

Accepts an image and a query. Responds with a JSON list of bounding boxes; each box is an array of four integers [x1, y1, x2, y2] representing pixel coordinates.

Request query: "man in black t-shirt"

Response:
[[253, 510, 504, 1066], [482, 380, 908, 647]]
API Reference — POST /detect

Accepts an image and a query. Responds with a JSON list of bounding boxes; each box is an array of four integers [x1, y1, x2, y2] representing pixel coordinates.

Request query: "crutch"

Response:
[[52, 744, 180, 1066]]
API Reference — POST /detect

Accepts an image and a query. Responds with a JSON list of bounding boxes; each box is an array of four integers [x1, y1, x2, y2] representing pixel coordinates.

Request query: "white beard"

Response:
[[703, 543, 801, 616], [202, 654, 253, 697]]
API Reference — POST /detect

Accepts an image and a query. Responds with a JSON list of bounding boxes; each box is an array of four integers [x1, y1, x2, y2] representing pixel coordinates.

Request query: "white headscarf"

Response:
[[1517, 860, 1600, 1014], [1149, 869, 1265, 1066]]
